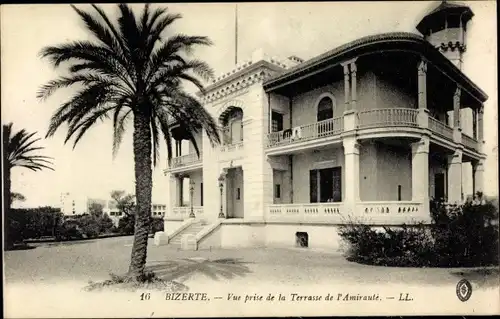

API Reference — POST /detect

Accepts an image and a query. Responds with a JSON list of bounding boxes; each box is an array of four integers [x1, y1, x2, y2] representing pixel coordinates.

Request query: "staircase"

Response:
[[168, 222, 205, 247]]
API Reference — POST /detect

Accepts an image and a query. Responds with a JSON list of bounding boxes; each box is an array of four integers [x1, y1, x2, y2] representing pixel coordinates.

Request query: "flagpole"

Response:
[[235, 3, 238, 65]]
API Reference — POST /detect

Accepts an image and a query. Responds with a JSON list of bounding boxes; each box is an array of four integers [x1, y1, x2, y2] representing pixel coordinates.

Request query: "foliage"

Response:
[[150, 217, 164, 234], [118, 214, 136, 235], [88, 202, 104, 217], [5, 207, 63, 245], [116, 214, 164, 235], [3, 122, 54, 248], [38, 3, 221, 278], [338, 193, 499, 267], [111, 190, 135, 217]]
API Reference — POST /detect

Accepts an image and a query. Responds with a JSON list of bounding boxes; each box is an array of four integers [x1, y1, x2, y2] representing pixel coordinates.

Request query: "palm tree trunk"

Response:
[[128, 112, 153, 279]]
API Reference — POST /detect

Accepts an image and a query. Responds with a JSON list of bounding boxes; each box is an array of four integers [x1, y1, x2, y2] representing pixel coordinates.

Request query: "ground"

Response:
[[4, 236, 499, 317]]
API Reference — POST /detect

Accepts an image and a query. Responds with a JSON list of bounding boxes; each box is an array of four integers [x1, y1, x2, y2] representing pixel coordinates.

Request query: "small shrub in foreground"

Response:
[[338, 193, 499, 267]]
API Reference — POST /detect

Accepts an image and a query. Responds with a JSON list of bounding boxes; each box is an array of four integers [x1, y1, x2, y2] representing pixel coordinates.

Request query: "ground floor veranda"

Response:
[[165, 135, 485, 226]]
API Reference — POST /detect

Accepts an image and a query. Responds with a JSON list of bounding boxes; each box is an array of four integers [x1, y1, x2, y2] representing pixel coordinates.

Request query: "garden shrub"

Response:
[[338, 193, 499, 267]]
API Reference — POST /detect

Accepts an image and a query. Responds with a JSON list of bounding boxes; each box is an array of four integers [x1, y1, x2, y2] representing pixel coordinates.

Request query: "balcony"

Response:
[[267, 116, 344, 148], [166, 206, 204, 221], [265, 201, 426, 225], [428, 116, 454, 141], [266, 107, 481, 154], [167, 153, 203, 172], [461, 133, 479, 152], [358, 108, 419, 129]]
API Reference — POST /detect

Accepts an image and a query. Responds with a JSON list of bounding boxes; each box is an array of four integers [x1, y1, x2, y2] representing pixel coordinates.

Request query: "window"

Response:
[[275, 184, 281, 199], [317, 96, 334, 122], [236, 188, 241, 200], [271, 111, 283, 132], [398, 185, 402, 201], [310, 167, 342, 203]]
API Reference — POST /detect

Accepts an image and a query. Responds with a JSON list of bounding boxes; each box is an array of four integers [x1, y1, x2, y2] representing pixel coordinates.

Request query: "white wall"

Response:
[[376, 143, 412, 201]]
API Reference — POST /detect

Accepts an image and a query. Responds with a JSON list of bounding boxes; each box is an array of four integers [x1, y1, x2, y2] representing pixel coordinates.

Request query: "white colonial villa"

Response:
[[155, 1, 488, 250]]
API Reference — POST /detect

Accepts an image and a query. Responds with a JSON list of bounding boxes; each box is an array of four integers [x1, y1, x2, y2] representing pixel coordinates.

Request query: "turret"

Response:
[[416, 1, 474, 70]]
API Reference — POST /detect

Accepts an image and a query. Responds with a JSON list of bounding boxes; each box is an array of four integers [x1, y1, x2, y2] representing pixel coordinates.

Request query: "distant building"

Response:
[[59, 192, 87, 216]]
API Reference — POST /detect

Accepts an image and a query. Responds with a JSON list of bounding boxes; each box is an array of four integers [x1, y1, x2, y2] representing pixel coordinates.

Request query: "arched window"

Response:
[[220, 107, 243, 144], [316, 95, 335, 122]]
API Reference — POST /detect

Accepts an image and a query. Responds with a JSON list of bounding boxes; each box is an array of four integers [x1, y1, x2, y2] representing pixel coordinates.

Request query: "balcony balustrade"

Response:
[[265, 201, 425, 224], [428, 116, 454, 141], [167, 206, 204, 220], [169, 152, 203, 169], [266, 107, 479, 153], [267, 116, 343, 148], [461, 133, 479, 151]]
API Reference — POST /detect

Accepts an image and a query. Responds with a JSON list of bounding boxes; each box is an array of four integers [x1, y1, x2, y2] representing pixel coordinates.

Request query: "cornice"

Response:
[[200, 60, 287, 105]]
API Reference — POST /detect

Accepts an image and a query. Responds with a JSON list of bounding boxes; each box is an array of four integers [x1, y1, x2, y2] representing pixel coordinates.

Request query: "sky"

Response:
[[1, 1, 497, 208]]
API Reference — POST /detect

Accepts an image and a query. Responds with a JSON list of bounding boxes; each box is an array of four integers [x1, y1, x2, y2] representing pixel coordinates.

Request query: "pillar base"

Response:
[[181, 234, 197, 251], [153, 231, 170, 246]]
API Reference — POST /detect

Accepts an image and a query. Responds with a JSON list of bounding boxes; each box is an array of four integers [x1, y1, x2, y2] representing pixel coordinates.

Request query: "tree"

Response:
[[3, 123, 53, 248], [111, 190, 135, 217], [88, 202, 104, 217], [38, 4, 220, 280]]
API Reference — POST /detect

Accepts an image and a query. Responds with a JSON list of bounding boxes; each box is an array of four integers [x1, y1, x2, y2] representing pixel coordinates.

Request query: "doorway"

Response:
[[226, 167, 244, 218], [434, 173, 446, 201], [310, 166, 342, 203]]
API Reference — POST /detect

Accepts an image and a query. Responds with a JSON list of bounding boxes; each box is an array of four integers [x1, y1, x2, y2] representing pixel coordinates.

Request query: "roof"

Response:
[[263, 32, 488, 102], [416, 1, 474, 34]]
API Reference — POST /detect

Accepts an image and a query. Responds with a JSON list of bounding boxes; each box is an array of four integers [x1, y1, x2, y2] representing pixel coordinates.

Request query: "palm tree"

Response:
[[3, 123, 54, 212], [3, 123, 54, 247], [38, 4, 220, 280]]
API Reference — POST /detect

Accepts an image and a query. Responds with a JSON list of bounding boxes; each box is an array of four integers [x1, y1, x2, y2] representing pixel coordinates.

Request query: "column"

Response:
[[411, 138, 430, 216], [167, 174, 178, 218], [176, 175, 183, 207], [342, 63, 351, 110], [417, 60, 429, 128], [343, 136, 360, 215], [447, 149, 463, 203], [350, 61, 357, 111], [472, 160, 485, 195], [477, 106, 484, 152], [417, 60, 427, 110]]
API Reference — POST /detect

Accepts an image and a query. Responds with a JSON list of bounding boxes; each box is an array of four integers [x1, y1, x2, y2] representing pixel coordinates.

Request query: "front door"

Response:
[[227, 167, 244, 218]]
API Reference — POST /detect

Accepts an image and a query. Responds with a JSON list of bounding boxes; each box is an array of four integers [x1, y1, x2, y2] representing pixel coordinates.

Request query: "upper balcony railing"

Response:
[[461, 133, 479, 151], [357, 108, 418, 129], [169, 152, 203, 169], [266, 107, 480, 153], [428, 116, 454, 141], [267, 116, 343, 147]]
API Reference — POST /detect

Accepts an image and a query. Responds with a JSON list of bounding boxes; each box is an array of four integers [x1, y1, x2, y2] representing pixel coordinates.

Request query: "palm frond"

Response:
[[4, 122, 54, 171]]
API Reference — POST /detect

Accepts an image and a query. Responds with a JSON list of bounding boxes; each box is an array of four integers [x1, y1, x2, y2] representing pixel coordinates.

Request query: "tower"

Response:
[[416, 1, 474, 70]]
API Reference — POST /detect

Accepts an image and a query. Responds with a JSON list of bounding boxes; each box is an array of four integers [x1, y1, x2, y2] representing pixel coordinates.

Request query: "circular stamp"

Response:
[[456, 279, 473, 302]]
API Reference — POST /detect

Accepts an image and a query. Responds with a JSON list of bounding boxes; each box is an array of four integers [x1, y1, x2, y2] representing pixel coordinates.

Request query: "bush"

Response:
[[117, 214, 135, 235], [5, 207, 63, 244], [55, 221, 84, 241], [338, 193, 499, 267], [150, 218, 164, 234]]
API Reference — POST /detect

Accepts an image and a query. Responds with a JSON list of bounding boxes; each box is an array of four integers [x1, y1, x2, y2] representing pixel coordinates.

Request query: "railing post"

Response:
[[417, 108, 429, 129], [343, 110, 358, 132]]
